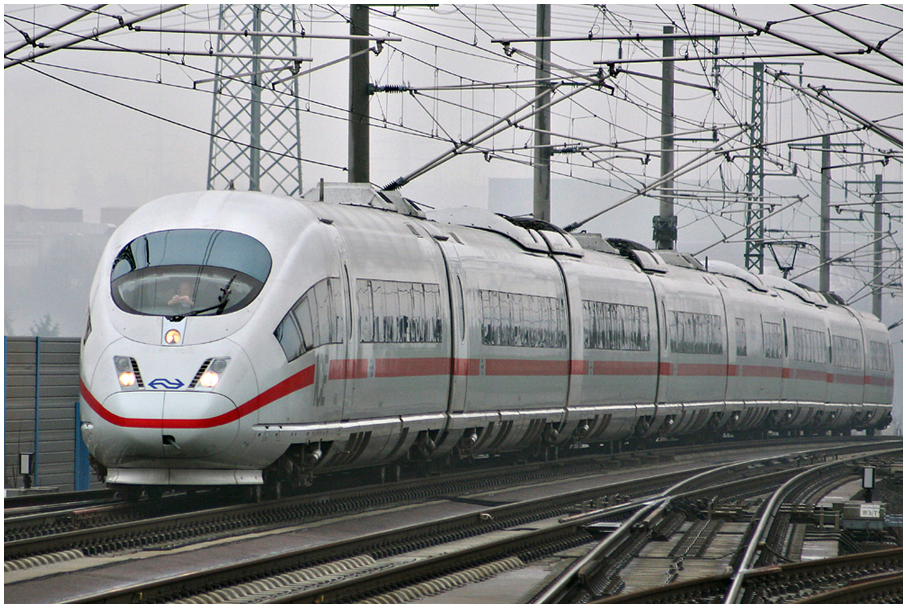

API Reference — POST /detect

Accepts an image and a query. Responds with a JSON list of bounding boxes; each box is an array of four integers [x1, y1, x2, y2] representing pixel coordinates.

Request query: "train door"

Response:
[[432, 235, 469, 417], [321, 225, 352, 421]]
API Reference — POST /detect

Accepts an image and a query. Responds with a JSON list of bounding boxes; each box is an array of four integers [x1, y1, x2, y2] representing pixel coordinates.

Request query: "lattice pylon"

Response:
[[744, 62, 765, 274], [207, 5, 303, 195]]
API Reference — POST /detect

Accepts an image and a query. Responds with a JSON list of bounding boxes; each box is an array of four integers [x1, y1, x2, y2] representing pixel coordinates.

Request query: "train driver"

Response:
[[168, 280, 195, 308]]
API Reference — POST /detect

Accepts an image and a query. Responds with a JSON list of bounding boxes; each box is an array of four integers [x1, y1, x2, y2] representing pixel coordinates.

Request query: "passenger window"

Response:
[[356, 278, 443, 344], [295, 296, 316, 350], [275, 315, 304, 361], [274, 277, 343, 362], [735, 318, 747, 357]]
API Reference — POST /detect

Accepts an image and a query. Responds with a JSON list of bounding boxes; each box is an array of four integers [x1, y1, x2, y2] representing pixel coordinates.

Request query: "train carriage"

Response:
[[704, 261, 779, 432], [78, 186, 895, 492]]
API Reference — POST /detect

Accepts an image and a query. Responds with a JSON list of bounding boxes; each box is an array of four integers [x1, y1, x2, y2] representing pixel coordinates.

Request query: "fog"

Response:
[[4, 4, 902, 430]]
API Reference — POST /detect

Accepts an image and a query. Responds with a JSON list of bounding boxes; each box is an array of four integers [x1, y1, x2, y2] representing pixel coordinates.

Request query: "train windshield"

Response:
[[110, 229, 272, 318]]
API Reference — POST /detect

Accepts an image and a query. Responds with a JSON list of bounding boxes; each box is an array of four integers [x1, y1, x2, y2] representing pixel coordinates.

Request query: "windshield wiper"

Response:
[[216, 273, 237, 315]]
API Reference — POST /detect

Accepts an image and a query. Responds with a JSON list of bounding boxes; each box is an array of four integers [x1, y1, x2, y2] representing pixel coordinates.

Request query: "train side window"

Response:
[[783, 319, 790, 357], [832, 335, 861, 369], [384, 281, 400, 343], [357, 280, 374, 342], [792, 327, 827, 364], [275, 277, 343, 362], [478, 288, 566, 348], [425, 284, 443, 342], [735, 318, 747, 357], [356, 278, 442, 344], [275, 314, 304, 362], [583, 300, 651, 351], [343, 267, 353, 340], [457, 277, 466, 342], [762, 320, 783, 359], [294, 296, 316, 350], [869, 340, 890, 371], [668, 310, 723, 355], [313, 280, 332, 346]]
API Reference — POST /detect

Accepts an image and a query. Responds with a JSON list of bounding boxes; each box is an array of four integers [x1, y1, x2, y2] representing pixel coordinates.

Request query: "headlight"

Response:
[[199, 370, 220, 388], [119, 371, 137, 387], [191, 357, 230, 390], [114, 356, 143, 390]]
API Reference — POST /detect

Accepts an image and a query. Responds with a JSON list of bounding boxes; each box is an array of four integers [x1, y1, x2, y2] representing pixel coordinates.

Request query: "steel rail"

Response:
[[795, 570, 903, 603], [723, 448, 900, 603], [163, 455, 831, 603], [529, 451, 802, 603], [4, 450, 685, 562], [593, 548, 903, 603], [20, 441, 894, 603], [541, 445, 900, 604], [4, 488, 112, 512], [62, 468, 697, 603]]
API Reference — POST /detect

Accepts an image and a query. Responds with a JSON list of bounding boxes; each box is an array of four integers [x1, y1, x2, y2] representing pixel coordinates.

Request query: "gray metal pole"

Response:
[[873, 174, 884, 318], [248, 5, 262, 192], [348, 5, 370, 184], [533, 5, 551, 223], [655, 25, 676, 250], [819, 134, 831, 293]]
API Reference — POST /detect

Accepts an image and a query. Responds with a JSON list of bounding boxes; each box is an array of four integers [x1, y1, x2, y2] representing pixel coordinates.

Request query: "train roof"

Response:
[[277, 184, 861, 316]]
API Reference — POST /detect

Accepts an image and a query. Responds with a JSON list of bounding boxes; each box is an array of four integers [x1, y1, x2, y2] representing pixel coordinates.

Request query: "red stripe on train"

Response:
[[80, 365, 315, 429], [591, 361, 660, 376]]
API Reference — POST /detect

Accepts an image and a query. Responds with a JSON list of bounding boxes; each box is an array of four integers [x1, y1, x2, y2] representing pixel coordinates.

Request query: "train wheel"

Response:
[[249, 485, 263, 502], [117, 485, 142, 502]]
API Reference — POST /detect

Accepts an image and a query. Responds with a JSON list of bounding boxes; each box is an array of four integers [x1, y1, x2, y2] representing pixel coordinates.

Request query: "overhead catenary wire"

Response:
[[4, 3, 105, 56], [791, 4, 903, 66], [4, 4, 185, 69], [6, 4, 900, 308], [21, 62, 348, 173], [695, 4, 903, 86], [385, 81, 596, 190], [565, 125, 750, 232]]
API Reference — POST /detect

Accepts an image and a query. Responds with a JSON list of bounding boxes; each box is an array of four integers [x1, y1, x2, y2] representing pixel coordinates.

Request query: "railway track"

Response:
[[8, 439, 894, 604], [4, 446, 676, 565], [595, 549, 903, 604], [1, 434, 871, 543], [3, 489, 114, 515], [4, 436, 875, 564], [578, 448, 903, 604]]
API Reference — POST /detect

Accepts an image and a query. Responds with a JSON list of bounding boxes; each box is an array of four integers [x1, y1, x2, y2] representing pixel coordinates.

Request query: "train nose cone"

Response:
[[161, 392, 240, 460], [86, 390, 239, 464]]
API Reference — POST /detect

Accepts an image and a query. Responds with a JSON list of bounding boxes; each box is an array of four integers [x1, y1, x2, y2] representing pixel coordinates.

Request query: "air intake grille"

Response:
[[188, 359, 213, 389]]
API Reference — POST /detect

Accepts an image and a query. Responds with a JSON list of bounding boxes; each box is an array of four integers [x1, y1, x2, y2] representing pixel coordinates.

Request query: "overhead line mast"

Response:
[[533, 5, 551, 223], [654, 25, 676, 251], [348, 4, 370, 184], [207, 5, 303, 195]]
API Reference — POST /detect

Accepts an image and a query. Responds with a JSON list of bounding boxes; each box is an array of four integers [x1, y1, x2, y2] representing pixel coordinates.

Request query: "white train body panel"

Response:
[[78, 189, 895, 487], [559, 251, 659, 443]]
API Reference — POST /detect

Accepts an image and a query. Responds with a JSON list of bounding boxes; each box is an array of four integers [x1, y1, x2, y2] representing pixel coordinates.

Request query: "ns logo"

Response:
[[148, 378, 185, 390]]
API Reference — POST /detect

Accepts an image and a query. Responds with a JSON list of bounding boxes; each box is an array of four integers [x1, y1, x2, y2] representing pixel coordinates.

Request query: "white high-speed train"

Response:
[[79, 185, 894, 492]]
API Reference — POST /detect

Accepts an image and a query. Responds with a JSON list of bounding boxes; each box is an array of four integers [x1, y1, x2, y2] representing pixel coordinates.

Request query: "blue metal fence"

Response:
[[4, 337, 98, 492]]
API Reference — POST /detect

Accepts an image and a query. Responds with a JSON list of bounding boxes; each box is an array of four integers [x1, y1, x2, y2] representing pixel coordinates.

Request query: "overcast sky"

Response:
[[3, 4, 902, 312], [5, 4, 901, 212]]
